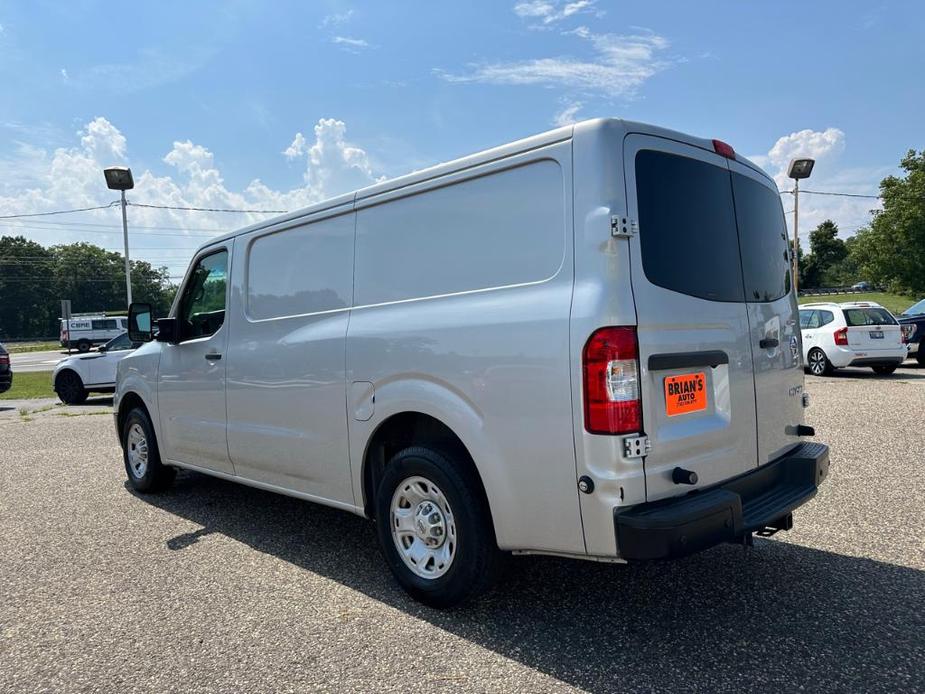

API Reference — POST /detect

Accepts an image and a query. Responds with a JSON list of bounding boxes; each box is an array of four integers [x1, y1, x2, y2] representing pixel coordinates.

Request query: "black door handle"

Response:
[[205, 352, 222, 361], [759, 338, 779, 349]]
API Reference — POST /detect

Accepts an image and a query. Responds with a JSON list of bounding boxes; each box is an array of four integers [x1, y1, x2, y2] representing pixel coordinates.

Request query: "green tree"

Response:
[[0, 236, 57, 339], [805, 220, 848, 287], [849, 149, 925, 295], [0, 238, 177, 339]]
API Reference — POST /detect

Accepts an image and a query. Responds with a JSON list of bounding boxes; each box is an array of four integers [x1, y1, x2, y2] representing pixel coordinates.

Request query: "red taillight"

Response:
[[0, 354, 8, 366], [834, 327, 848, 346], [712, 139, 735, 159], [582, 327, 642, 435]]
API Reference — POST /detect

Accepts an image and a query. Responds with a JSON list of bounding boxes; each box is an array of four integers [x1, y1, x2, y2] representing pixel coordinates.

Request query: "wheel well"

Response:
[[361, 412, 489, 521], [117, 391, 149, 435]]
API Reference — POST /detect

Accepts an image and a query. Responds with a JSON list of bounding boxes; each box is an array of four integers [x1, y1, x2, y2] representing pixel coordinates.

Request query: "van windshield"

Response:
[[636, 149, 790, 304]]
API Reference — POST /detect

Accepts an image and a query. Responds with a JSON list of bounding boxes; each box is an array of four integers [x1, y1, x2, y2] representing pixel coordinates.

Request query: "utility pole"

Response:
[[120, 189, 132, 306], [103, 166, 135, 309], [787, 158, 815, 295]]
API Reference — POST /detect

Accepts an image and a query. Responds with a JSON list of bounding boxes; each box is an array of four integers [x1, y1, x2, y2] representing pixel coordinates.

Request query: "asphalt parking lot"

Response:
[[1, 366, 923, 693]]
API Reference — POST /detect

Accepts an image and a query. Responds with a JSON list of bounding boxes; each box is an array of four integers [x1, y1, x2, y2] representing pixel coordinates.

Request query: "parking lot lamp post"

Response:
[[103, 167, 135, 308], [787, 158, 815, 294]]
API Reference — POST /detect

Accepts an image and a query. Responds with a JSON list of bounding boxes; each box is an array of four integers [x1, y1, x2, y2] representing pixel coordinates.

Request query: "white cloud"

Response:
[[436, 29, 670, 99], [0, 116, 381, 278], [60, 68, 68, 80], [553, 99, 583, 126], [332, 35, 372, 52], [513, 0, 598, 26], [321, 9, 355, 27], [752, 127, 887, 244]]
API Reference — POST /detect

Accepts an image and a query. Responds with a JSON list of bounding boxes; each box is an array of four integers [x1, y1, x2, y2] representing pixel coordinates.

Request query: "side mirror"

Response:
[[155, 317, 179, 344], [98, 344, 108, 353], [128, 303, 154, 343]]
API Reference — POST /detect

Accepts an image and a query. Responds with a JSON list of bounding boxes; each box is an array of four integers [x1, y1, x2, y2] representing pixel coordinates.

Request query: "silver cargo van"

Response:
[[117, 119, 830, 607]]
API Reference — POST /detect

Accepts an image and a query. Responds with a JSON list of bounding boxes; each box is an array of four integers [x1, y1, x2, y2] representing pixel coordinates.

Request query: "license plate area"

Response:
[[664, 372, 707, 417], [869, 330, 884, 339]]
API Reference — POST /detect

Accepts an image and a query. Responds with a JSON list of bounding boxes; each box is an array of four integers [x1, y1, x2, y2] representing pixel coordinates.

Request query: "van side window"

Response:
[[178, 250, 228, 340], [355, 160, 565, 305], [731, 172, 791, 302], [246, 214, 353, 320], [91, 319, 117, 330], [635, 150, 745, 303], [799, 310, 816, 329]]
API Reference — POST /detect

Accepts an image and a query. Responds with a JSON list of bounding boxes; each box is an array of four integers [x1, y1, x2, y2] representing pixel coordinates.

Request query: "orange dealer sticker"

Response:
[[664, 372, 707, 416]]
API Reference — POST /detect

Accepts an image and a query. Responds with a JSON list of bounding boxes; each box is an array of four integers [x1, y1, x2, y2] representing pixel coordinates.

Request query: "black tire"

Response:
[[121, 407, 175, 493], [76, 340, 91, 353], [374, 446, 502, 608], [55, 370, 88, 405], [917, 344, 925, 365], [872, 364, 897, 375], [807, 348, 833, 376]]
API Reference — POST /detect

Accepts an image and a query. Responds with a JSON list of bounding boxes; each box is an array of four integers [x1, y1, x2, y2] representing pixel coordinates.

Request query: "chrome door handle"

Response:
[[759, 338, 779, 349], [205, 352, 222, 361]]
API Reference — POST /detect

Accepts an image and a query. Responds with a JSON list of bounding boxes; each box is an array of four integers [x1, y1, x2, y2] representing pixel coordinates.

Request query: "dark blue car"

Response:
[[898, 298, 925, 365], [0, 343, 11, 394]]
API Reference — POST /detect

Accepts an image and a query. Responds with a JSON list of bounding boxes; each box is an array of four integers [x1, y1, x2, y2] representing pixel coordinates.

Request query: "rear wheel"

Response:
[[122, 407, 175, 493], [375, 446, 502, 608], [76, 340, 91, 353], [807, 348, 832, 376], [55, 370, 87, 404], [872, 364, 897, 375]]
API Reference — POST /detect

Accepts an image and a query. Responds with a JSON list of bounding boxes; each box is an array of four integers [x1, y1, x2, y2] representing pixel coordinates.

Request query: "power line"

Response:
[[0, 201, 121, 219], [128, 202, 287, 214], [779, 189, 881, 199], [0, 223, 217, 238]]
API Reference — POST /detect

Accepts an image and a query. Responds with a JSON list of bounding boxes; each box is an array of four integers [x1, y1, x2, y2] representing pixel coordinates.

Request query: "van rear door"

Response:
[[727, 160, 803, 464], [624, 135, 758, 501]]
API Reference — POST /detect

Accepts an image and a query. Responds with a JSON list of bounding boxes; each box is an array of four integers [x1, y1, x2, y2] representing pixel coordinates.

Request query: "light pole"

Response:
[[787, 158, 815, 294], [103, 166, 135, 308]]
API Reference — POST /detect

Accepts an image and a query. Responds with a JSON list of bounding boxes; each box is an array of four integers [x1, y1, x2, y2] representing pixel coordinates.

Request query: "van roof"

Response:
[[197, 118, 776, 252]]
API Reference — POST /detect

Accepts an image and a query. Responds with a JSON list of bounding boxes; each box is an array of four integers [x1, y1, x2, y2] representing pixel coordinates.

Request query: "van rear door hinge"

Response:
[[622, 435, 650, 459], [611, 216, 636, 237]]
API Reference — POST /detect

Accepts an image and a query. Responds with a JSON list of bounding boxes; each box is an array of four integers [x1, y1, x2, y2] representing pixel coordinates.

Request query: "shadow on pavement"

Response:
[[135, 471, 924, 692]]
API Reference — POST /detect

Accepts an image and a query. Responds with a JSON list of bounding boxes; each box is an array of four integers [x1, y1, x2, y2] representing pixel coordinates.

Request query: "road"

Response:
[[1, 367, 923, 693], [8, 348, 72, 373]]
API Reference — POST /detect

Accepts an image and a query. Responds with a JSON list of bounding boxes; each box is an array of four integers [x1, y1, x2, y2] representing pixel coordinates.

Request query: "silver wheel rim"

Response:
[[390, 476, 457, 580], [809, 351, 826, 375], [126, 423, 149, 478]]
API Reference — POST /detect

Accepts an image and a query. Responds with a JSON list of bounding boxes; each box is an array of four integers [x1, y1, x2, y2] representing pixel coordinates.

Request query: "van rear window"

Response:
[[635, 149, 791, 304], [635, 150, 744, 302]]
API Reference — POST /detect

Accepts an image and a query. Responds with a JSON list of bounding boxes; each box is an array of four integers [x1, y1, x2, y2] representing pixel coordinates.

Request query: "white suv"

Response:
[[799, 302, 905, 376]]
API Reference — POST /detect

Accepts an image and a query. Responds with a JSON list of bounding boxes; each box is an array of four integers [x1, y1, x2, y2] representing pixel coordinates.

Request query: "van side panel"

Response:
[[225, 208, 356, 505], [347, 144, 584, 554], [568, 120, 645, 557]]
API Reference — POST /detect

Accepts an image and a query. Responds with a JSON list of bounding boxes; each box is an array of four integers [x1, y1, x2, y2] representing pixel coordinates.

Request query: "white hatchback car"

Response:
[[53, 332, 139, 404], [799, 302, 906, 376]]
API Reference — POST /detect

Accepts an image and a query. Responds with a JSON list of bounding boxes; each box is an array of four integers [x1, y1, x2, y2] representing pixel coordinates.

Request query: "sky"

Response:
[[1, 0, 923, 281]]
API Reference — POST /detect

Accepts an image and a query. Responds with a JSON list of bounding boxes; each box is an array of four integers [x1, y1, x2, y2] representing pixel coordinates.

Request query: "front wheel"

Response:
[[121, 407, 175, 493], [872, 364, 897, 375], [807, 348, 832, 376], [375, 446, 502, 608], [55, 370, 87, 405], [916, 344, 925, 365]]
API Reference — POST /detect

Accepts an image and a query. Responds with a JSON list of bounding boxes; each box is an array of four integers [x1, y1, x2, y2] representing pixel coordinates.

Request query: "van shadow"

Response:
[[823, 366, 925, 380], [137, 472, 924, 693]]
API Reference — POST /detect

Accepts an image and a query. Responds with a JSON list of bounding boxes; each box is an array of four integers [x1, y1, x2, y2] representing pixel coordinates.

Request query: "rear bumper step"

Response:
[[614, 442, 829, 560]]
